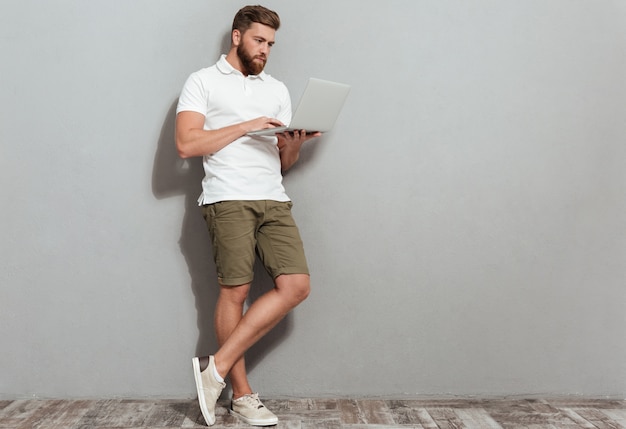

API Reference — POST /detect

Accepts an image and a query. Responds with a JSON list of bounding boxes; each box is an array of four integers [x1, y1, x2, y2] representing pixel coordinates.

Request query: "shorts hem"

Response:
[[270, 267, 310, 279], [218, 275, 254, 287]]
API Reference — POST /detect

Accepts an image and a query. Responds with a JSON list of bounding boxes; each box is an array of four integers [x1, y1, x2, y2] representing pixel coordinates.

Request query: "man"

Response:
[[175, 5, 320, 427]]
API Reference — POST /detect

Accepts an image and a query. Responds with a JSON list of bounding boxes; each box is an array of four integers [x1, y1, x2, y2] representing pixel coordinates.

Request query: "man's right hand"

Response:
[[245, 116, 284, 133], [176, 112, 286, 159]]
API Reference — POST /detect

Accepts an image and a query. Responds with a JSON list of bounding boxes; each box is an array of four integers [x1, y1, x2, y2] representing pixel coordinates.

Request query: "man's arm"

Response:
[[175, 111, 284, 159], [276, 130, 321, 171]]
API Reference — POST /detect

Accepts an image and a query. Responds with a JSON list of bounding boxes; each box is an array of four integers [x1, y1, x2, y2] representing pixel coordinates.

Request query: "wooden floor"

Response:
[[1, 397, 625, 428]]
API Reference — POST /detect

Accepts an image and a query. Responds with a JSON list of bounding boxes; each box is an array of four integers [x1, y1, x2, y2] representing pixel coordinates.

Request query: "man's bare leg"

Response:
[[213, 274, 310, 379], [214, 283, 253, 399]]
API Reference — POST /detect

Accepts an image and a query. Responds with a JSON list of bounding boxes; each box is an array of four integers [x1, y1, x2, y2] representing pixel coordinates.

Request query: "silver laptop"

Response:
[[246, 78, 350, 136]]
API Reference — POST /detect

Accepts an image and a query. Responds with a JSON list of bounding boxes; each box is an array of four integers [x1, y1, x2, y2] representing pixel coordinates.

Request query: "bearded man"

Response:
[[175, 5, 320, 427]]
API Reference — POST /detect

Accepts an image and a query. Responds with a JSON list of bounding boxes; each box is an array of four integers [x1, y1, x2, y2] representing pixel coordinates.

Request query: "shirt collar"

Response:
[[216, 54, 267, 80]]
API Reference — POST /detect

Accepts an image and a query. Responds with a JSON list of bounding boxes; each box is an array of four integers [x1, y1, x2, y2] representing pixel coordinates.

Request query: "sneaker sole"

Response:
[[229, 408, 278, 426], [192, 357, 216, 426]]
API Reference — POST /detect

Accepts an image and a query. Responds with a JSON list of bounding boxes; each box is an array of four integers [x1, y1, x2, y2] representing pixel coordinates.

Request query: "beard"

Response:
[[237, 43, 267, 76]]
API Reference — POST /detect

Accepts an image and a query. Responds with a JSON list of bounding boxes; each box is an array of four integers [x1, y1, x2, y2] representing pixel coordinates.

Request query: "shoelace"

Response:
[[237, 393, 265, 409]]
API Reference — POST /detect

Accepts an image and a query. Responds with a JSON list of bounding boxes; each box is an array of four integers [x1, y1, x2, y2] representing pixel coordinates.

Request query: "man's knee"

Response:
[[219, 283, 251, 305], [292, 280, 310, 304], [276, 274, 310, 305]]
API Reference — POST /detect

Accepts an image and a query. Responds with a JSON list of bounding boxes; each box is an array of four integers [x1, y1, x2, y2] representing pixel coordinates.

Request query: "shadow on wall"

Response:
[[151, 100, 294, 393]]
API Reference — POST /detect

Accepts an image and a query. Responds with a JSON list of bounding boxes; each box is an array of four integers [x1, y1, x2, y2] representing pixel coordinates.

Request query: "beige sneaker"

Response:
[[192, 356, 226, 426], [230, 393, 278, 426]]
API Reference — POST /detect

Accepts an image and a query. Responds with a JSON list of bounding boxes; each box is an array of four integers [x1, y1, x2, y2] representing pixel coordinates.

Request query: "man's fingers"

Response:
[[268, 118, 284, 128]]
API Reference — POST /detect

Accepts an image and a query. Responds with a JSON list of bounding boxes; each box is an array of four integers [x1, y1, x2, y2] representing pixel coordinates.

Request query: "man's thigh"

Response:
[[202, 201, 259, 286], [256, 201, 309, 279]]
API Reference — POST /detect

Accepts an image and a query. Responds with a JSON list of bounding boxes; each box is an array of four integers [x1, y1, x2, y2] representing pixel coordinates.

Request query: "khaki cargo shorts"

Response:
[[201, 200, 309, 286]]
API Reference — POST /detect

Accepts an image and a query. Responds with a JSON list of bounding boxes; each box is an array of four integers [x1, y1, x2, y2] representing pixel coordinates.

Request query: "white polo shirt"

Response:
[[177, 55, 292, 205]]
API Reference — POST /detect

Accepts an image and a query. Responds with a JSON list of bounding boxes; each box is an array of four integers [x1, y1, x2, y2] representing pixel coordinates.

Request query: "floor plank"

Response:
[[0, 397, 624, 428], [356, 400, 396, 425], [339, 399, 366, 425]]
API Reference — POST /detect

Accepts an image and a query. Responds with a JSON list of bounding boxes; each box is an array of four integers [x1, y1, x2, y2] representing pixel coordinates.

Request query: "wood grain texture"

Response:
[[1, 398, 624, 428]]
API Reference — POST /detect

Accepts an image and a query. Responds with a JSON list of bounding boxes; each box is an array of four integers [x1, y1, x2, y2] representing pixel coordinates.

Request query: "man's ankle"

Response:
[[232, 390, 254, 400]]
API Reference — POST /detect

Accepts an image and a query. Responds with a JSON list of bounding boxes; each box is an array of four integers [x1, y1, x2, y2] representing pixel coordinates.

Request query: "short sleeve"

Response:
[[176, 73, 207, 116]]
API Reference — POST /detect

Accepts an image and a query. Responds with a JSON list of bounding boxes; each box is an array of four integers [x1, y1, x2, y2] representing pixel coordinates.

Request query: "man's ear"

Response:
[[232, 29, 241, 47]]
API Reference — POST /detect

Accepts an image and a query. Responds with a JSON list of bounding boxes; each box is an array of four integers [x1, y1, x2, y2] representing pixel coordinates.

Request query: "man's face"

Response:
[[235, 23, 276, 76]]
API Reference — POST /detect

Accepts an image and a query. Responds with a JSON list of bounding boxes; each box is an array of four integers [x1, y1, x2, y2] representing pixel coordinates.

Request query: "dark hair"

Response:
[[232, 5, 280, 34]]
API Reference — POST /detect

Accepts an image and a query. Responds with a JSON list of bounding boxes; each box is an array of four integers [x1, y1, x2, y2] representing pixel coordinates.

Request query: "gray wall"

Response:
[[2, 0, 625, 399]]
